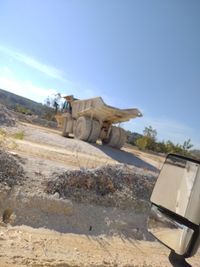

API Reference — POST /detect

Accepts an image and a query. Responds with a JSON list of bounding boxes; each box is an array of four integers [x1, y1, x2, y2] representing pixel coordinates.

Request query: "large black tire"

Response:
[[74, 116, 92, 141], [102, 126, 126, 149], [115, 128, 127, 149], [87, 120, 101, 143]]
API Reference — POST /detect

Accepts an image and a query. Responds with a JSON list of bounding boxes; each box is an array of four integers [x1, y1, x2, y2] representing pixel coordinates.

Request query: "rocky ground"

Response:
[[0, 104, 199, 266], [0, 149, 25, 187], [0, 104, 16, 126]]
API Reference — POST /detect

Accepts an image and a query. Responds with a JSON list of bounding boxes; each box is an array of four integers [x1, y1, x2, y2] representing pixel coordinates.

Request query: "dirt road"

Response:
[[10, 122, 163, 170]]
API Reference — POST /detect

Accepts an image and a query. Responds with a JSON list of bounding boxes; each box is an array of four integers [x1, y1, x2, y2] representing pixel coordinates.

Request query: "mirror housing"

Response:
[[148, 154, 200, 257]]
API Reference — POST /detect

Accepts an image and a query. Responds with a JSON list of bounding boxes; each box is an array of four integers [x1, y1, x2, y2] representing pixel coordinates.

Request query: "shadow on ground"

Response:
[[92, 143, 158, 172]]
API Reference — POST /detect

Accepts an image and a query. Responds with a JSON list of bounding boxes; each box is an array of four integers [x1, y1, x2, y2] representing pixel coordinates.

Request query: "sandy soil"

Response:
[[0, 225, 200, 267], [0, 122, 199, 267]]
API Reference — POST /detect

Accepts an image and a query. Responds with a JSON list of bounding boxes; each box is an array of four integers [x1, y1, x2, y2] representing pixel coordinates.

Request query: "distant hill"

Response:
[[0, 88, 52, 116], [126, 130, 143, 145]]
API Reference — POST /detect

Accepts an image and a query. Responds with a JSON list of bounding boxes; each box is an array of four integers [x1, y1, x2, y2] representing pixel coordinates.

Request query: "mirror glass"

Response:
[[148, 205, 194, 255], [150, 154, 200, 225]]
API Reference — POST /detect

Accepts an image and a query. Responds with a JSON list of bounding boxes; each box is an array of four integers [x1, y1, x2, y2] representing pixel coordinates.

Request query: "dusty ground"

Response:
[[0, 225, 199, 267], [0, 120, 199, 266], [7, 122, 164, 170]]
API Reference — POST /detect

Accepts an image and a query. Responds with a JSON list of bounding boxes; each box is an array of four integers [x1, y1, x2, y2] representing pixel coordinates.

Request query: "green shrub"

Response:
[[135, 126, 193, 156], [12, 131, 24, 140]]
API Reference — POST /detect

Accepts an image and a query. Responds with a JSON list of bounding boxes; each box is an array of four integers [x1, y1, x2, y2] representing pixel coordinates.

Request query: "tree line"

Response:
[[127, 125, 194, 156]]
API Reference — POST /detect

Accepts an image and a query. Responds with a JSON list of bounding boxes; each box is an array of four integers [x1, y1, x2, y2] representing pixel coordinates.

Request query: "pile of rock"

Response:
[[0, 150, 25, 187], [0, 104, 16, 126], [45, 165, 157, 210], [0, 104, 56, 129]]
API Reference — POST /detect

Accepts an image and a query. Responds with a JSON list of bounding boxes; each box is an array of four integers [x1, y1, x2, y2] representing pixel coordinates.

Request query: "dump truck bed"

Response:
[[72, 97, 142, 123], [78, 106, 142, 123]]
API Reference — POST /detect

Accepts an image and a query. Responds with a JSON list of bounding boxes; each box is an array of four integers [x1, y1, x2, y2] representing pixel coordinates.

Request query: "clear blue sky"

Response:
[[0, 0, 199, 148]]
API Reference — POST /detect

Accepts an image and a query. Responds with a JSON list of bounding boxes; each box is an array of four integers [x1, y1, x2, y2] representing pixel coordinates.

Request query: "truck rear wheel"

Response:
[[87, 120, 101, 143], [102, 126, 126, 149], [62, 116, 69, 137], [74, 116, 92, 141]]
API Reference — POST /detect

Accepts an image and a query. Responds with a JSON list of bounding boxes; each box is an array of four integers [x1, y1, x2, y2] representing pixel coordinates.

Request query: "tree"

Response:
[[154, 141, 168, 153], [136, 126, 157, 151], [143, 126, 157, 140], [136, 136, 156, 151], [136, 136, 149, 150], [44, 93, 62, 111], [182, 139, 193, 151], [43, 92, 63, 119]]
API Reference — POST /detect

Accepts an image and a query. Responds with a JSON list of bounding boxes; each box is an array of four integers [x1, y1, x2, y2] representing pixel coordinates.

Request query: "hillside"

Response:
[[0, 88, 51, 116]]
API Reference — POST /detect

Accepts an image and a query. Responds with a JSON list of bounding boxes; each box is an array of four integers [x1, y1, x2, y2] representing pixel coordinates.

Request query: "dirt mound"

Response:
[[0, 150, 25, 187], [0, 104, 16, 126], [45, 165, 156, 210]]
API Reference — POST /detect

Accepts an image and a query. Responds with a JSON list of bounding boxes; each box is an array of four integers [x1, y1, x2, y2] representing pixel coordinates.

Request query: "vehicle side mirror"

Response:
[[148, 153, 200, 258]]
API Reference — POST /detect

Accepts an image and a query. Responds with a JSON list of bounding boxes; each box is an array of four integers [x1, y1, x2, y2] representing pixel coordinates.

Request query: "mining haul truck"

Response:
[[55, 96, 142, 149]]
